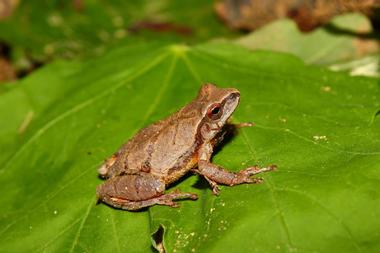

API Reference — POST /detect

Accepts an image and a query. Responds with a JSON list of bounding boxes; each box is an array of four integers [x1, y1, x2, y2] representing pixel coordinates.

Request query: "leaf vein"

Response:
[[36, 217, 82, 252], [0, 51, 170, 173], [0, 164, 97, 237], [110, 211, 121, 253], [238, 124, 294, 247], [275, 187, 363, 253], [69, 200, 94, 253]]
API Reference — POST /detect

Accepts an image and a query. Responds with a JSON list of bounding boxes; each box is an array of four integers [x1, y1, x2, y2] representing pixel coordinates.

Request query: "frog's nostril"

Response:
[[227, 91, 240, 100]]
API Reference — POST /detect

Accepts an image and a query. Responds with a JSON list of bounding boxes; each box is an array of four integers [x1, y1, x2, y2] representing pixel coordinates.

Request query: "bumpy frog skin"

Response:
[[96, 83, 276, 210]]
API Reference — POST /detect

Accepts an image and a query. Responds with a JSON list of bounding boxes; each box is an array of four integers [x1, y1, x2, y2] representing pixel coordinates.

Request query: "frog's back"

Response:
[[123, 103, 203, 183]]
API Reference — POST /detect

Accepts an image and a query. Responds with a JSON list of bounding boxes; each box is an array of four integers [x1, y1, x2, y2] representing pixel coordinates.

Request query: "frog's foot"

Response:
[[155, 189, 198, 208], [203, 176, 221, 195], [235, 165, 277, 184]]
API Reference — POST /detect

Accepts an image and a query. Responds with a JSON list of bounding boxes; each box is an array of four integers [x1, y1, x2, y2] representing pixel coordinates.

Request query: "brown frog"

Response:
[[96, 83, 276, 210]]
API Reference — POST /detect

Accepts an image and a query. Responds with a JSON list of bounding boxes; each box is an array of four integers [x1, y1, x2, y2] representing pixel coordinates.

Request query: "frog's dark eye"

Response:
[[207, 103, 222, 120]]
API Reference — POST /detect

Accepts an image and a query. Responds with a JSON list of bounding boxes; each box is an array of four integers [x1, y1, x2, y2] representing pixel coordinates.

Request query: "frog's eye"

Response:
[[207, 103, 222, 120]]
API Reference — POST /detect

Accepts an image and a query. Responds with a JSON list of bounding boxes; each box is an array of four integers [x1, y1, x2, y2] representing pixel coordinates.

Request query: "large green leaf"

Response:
[[0, 42, 379, 253]]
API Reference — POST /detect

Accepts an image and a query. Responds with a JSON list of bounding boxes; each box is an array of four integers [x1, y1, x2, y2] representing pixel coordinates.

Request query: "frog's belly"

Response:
[[147, 136, 200, 184], [161, 155, 198, 185]]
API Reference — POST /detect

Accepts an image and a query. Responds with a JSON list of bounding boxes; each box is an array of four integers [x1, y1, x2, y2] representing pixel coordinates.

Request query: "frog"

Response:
[[96, 83, 276, 210]]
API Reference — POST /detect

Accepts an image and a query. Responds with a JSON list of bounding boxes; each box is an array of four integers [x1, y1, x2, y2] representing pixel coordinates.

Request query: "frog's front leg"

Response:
[[96, 173, 197, 210], [194, 160, 276, 195]]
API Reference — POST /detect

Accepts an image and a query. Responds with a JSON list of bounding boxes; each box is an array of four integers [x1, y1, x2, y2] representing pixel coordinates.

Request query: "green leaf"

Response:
[[236, 14, 379, 66], [0, 41, 379, 253]]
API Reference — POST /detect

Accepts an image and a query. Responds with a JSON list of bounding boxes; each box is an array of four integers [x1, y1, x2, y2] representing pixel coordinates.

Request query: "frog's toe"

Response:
[[156, 197, 182, 208], [155, 191, 198, 208], [244, 165, 277, 176], [211, 185, 220, 195], [246, 177, 263, 184]]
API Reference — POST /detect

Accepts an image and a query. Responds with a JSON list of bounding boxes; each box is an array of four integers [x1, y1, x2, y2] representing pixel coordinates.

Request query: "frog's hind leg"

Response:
[[96, 173, 197, 211], [100, 190, 197, 210]]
